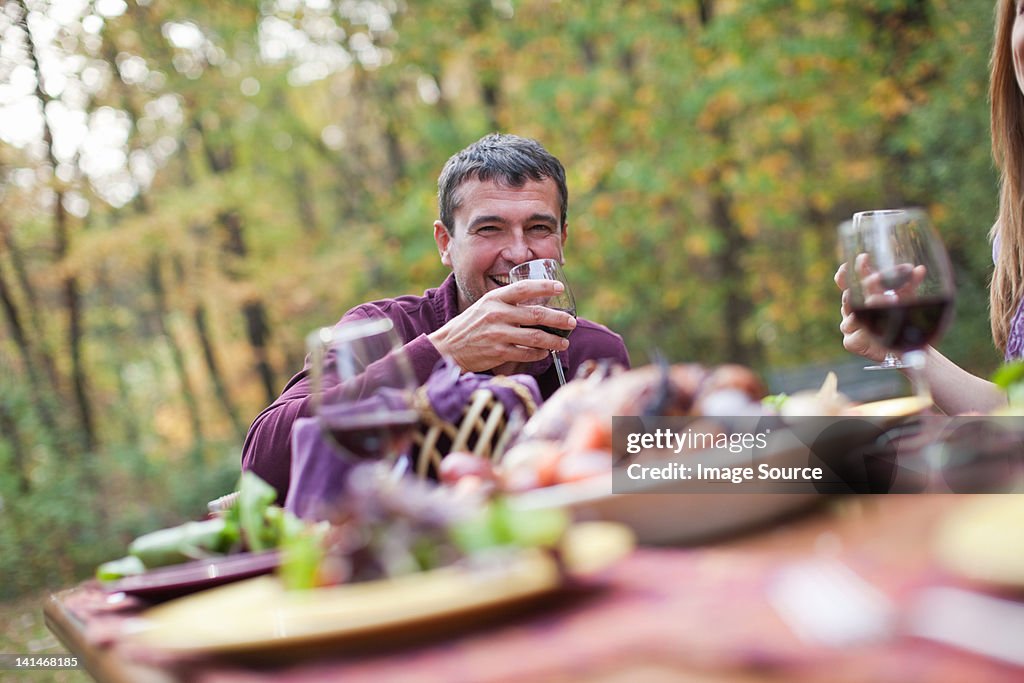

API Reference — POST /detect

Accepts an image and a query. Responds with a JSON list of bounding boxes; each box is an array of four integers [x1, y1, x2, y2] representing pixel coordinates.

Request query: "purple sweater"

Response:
[[240, 273, 631, 500]]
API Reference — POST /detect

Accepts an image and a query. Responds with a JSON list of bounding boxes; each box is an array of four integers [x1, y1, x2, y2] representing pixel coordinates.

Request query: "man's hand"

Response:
[[428, 280, 576, 373]]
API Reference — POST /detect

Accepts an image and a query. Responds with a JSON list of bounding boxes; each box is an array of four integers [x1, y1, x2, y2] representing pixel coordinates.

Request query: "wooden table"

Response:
[[45, 495, 1024, 683]]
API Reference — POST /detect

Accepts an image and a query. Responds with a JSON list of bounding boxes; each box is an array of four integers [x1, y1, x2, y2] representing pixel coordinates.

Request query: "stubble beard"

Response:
[[454, 276, 485, 314]]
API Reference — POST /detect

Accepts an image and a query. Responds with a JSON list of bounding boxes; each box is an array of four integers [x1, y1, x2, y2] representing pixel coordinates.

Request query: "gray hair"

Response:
[[437, 133, 568, 233]]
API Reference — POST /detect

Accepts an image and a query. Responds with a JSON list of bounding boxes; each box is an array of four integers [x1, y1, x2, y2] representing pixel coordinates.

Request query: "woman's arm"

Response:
[[922, 347, 1008, 415]]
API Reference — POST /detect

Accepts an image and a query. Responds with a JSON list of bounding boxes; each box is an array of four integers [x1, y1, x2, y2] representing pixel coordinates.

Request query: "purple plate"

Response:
[[105, 550, 281, 601]]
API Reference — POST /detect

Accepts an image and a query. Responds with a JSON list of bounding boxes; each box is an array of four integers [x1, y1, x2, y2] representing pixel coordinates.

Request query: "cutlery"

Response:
[[767, 558, 1024, 668]]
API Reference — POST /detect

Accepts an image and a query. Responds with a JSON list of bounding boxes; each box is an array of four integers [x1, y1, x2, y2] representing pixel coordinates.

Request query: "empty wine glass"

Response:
[[306, 317, 420, 466], [838, 208, 956, 402], [508, 258, 576, 387]]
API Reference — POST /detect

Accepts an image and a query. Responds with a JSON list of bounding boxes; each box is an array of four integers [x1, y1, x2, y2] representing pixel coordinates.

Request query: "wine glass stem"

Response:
[[902, 349, 931, 404], [552, 351, 567, 386]]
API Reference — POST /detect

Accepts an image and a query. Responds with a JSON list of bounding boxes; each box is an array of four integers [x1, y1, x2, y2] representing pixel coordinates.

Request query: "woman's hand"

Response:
[[834, 254, 927, 362], [834, 262, 891, 362]]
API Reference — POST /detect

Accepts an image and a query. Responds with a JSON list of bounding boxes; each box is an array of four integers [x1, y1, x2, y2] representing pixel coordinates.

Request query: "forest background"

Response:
[[0, 0, 1004, 617]]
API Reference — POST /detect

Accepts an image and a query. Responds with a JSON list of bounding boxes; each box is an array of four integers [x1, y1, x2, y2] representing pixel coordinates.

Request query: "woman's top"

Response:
[[994, 232, 1024, 360], [1007, 300, 1024, 360]]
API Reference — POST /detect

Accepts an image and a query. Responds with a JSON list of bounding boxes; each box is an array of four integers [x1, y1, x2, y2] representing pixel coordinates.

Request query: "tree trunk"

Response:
[[695, 0, 761, 367], [0, 259, 62, 458], [468, 0, 502, 131], [148, 256, 206, 447], [60, 215, 96, 452], [192, 302, 247, 438], [0, 400, 30, 494], [697, 0, 715, 25], [0, 221, 62, 396], [191, 112, 279, 409], [171, 142, 250, 440], [219, 210, 277, 404], [862, 0, 934, 206], [17, 0, 96, 451], [292, 164, 320, 235], [708, 171, 759, 367]]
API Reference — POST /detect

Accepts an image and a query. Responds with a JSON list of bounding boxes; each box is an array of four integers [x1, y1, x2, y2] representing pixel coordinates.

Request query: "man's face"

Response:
[[434, 177, 568, 312]]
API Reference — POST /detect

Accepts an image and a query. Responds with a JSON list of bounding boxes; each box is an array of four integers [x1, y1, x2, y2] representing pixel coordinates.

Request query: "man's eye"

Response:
[[477, 225, 500, 233], [529, 225, 554, 234]]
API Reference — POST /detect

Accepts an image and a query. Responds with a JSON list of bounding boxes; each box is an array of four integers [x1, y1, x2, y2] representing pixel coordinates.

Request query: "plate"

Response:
[[510, 429, 823, 545], [104, 550, 281, 601], [934, 496, 1024, 590], [126, 522, 633, 656], [842, 395, 932, 420]]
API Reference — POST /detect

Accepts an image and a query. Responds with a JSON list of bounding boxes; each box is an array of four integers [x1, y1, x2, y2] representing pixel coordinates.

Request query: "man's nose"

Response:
[[502, 231, 534, 263]]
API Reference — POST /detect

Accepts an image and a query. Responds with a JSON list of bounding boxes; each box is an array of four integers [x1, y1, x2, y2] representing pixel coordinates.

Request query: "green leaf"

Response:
[[990, 361, 1024, 391], [450, 499, 569, 554], [96, 555, 146, 581], [235, 471, 278, 552], [128, 517, 229, 567], [278, 522, 331, 591]]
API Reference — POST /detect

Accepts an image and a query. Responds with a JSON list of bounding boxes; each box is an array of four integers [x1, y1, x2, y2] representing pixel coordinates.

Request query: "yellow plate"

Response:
[[933, 495, 1024, 589], [842, 395, 932, 419], [127, 522, 633, 656]]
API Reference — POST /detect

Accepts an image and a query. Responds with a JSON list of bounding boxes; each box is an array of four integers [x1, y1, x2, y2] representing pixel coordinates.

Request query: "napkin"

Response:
[[419, 358, 541, 425], [285, 417, 358, 521]]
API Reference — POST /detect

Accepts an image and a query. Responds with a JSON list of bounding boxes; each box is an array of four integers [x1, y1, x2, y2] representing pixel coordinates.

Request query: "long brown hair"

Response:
[[990, 0, 1024, 351]]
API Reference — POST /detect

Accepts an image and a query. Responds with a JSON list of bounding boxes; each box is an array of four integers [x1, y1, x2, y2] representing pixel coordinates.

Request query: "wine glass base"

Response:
[[864, 352, 904, 370], [864, 362, 905, 370]]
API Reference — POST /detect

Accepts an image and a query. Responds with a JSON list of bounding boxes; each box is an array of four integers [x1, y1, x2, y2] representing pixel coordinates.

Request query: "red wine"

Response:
[[851, 297, 953, 351], [524, 324, 573, 339], [320, 408, 419, 458], [523, 308, 576, 339]]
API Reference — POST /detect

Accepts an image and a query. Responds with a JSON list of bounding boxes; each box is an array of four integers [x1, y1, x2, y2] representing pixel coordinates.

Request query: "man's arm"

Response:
[[240, 373, 312, 502]]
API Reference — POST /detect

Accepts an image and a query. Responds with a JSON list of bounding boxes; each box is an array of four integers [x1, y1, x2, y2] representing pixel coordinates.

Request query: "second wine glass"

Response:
[[839, 208, 956, 401], [508, 258, 576, 387], [306, 316, 420, 467]]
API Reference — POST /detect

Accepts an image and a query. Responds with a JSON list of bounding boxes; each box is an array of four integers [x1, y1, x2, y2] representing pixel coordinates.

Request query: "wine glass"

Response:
[[508, 258, 576, 387], [306, 316, 420, 468], [838, 208, 956, 401]]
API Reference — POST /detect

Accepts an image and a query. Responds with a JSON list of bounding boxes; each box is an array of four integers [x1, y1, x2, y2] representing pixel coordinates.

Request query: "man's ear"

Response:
[[434, 220, 453, 267]]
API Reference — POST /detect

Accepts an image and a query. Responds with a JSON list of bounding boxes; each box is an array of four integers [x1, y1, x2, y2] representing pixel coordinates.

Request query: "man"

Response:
[[242, 133, 630, 499]]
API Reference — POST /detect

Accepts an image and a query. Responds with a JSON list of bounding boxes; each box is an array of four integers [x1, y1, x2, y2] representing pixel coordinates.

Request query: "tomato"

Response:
[[556, 449, 612, 483], [439, 451, 497, 485]]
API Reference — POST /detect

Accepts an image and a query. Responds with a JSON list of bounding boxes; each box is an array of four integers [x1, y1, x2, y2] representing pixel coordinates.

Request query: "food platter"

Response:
[[510, 392, 936, 546], [511, 476, 820, 545], [498, 359, 942, 545], [126, 522, 633, 656], [104, 550, 281, 601], [510, 428, 823, 545]]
